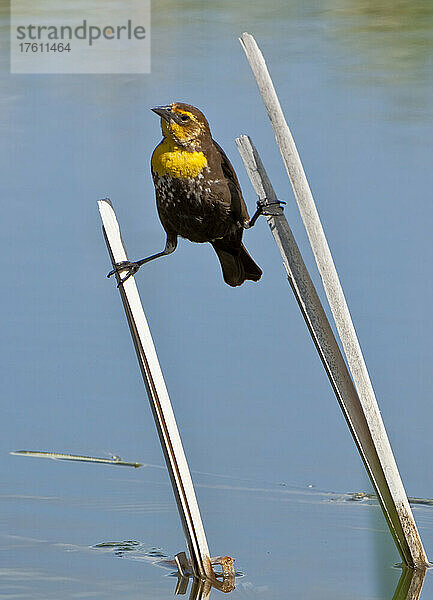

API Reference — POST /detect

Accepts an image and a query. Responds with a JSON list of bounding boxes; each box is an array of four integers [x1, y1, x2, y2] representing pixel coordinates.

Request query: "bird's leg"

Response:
[[107, 234, 177, 286], [246, 198, 286, 228]]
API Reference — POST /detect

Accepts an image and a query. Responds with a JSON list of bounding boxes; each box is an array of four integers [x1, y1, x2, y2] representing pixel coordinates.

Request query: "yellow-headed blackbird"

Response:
[[109, 102, 262, 287]]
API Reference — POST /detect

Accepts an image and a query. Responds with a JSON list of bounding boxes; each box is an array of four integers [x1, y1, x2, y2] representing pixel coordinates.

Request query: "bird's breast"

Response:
[[154, 173, 220, 209], [153, 174, 234, 243], [151, 139, 208, 179]]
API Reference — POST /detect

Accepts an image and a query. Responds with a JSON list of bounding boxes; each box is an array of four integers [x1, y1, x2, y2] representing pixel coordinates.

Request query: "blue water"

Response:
[[1, 1, 432, 598]]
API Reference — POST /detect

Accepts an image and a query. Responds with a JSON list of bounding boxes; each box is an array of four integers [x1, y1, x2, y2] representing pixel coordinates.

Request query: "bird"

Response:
[[108, 102, 263, 287]]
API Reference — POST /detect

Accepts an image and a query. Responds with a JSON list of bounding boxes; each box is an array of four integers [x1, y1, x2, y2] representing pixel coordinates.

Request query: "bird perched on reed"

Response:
[[109, 102, 262, 287]]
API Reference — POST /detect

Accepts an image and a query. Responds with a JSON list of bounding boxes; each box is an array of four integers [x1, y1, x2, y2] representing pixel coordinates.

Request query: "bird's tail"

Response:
[[211, 240, 262, 287]]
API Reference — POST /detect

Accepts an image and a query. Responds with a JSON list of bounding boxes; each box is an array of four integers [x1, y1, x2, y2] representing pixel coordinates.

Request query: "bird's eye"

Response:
[[180, 114, 190, 122]]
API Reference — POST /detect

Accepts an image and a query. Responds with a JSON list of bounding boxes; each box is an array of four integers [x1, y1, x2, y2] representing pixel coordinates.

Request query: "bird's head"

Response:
[[151, 102, 211, 148]]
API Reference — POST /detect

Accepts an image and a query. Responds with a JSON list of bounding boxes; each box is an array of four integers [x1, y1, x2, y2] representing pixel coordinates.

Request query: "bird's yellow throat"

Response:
[[152, 137, 208, 179]]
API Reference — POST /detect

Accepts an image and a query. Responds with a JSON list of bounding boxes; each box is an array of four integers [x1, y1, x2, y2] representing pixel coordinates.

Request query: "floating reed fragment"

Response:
[[10, 450, 142, 468]]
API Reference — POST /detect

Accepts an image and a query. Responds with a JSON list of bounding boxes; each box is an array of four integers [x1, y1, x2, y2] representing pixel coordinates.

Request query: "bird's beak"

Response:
[[151, 105, 173, 122]]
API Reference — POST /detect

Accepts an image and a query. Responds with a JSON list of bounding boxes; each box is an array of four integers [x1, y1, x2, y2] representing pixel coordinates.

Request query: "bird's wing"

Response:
[[213, 140, 250, 225]]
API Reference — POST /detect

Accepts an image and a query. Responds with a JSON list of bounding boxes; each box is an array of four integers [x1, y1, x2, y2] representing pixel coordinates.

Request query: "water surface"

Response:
[[1, 1, 432, 598]]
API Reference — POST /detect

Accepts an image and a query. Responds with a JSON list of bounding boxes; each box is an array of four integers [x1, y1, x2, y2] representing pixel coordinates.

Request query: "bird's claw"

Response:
[[247, 198, 286, 228], [107, 261, 140, 287], [256, 198, 286, 215]]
